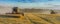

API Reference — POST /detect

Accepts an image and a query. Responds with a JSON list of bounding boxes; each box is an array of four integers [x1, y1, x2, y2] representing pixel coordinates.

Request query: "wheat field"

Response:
[[0, 13, 60, 24]]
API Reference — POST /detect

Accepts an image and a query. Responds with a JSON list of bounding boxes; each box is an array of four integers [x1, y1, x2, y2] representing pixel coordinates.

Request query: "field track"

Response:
[[0, 13, 60, 24]]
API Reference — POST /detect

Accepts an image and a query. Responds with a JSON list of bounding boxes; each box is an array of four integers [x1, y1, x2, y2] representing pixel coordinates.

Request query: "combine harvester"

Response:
[[0, 7, 24, 18]]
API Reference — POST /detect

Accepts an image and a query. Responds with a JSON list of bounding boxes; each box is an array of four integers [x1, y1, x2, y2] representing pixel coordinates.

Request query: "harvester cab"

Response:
[[12, 7, 24, 16]]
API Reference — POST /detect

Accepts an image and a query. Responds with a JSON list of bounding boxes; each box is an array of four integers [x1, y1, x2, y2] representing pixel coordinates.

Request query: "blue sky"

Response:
[[0, 0, 60, 9], [0, 0, 54, 3]]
